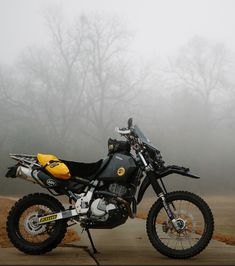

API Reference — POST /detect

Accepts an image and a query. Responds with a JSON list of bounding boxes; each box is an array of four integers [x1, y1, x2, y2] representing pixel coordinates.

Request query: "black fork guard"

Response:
[[137, 165, 199, 204]]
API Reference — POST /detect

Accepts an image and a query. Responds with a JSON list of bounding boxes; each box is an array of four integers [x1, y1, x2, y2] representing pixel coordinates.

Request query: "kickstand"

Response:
[[85, 228, 98, 254]]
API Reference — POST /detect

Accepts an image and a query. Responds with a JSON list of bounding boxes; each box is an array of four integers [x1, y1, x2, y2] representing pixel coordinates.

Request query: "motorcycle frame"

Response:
[[8, 152, 200, 229]]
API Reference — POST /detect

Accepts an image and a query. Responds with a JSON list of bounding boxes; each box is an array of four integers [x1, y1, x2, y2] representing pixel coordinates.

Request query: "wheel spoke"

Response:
[[180, 235, 184, 250], [154, 198, 206, 251], [178, 200, 182, 217], [18, 204, 55, 244]]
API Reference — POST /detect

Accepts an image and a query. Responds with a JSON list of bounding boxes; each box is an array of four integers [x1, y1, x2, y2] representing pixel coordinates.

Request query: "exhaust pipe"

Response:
[[7, 165, 53, 187], [16, 166, 56, 187], [16, 166, 36, 183]]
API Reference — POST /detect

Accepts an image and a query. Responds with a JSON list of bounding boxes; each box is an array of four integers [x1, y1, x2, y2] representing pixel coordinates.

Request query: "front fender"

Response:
[[137, 166, 200, 205], [156, 165, 200, 179]]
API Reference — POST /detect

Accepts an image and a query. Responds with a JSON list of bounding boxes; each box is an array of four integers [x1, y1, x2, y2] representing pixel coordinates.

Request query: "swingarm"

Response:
[[38, 192, 94, 224], [38, 208, 78, 224]]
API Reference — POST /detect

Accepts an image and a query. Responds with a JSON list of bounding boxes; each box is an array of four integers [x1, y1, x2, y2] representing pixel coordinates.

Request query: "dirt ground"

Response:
[[1, 195, 235, 248], [137, 195, 235, 246], [0, 197, 80, 248]]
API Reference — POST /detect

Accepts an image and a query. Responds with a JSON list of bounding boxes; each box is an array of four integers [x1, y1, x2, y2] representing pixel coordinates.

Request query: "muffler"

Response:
[[16, 166, 36, 183]]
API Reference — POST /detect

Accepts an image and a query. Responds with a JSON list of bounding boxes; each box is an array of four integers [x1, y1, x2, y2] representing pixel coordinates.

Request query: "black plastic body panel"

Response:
[[137, 165, 200, 204], [84, 208, 128, 229], [32, 169, 86, 194], [97, 153, 137, 182], [137, 176, 150, 204]]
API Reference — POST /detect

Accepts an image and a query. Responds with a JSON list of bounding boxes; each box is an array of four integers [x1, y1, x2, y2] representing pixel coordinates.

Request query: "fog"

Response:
[[1, 0, 235, 196]]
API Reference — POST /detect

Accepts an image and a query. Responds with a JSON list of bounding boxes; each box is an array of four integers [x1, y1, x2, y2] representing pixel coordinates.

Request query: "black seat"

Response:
[[62, 159, 103, 179]]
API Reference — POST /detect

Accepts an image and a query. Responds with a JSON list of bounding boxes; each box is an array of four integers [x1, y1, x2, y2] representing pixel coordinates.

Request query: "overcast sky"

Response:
[[1, 0, 235, 64]]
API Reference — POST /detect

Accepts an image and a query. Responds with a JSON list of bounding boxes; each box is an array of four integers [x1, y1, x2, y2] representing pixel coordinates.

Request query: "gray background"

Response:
[[0, 0, 234, 195]]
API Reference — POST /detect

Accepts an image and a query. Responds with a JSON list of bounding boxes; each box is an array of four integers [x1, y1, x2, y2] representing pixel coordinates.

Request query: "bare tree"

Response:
[[16, 13, 149, 146], [165, 36, 231, 131], [77, 15, 149, 142], [0, 66, 28, 149], [169, 37, 229, 103]]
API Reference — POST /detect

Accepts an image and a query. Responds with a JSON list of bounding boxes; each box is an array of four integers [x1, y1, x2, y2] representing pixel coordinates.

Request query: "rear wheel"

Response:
[[7, 193, 67, 255], [146, 191, 214, 259]]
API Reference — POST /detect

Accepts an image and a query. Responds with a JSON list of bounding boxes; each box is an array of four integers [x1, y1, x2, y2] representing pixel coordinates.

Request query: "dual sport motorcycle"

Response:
[[5, 118, 214, 259]]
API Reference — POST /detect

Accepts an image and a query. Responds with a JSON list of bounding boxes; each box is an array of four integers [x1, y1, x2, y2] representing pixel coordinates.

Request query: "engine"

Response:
[[85, 183, 129, 227], [108, 183, 127, 197], [90, 198, 116, 221], [89, 183, 128, 221]]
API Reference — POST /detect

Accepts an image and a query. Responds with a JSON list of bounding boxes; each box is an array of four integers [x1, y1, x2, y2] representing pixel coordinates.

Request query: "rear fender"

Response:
[[5, 165, 18, 178]]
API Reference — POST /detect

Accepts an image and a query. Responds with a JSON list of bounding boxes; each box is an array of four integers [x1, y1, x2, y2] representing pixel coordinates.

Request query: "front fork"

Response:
[[147, 171, 180, 231]]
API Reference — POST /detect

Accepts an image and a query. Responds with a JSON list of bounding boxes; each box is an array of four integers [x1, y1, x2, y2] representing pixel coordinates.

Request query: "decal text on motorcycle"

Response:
[[39, 214, 58, 223]]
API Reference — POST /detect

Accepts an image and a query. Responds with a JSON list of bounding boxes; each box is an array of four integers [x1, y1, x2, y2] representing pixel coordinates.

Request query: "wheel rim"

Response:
[[154, 199, 206, 251], [17, 205, 56, 244]]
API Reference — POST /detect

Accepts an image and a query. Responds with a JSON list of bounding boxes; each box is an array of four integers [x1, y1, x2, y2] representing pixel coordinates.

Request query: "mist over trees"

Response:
[[1, 12, 235, 195]]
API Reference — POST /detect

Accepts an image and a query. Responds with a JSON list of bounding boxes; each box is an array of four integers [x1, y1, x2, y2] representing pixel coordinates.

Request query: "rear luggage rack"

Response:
[[9, 153, 40, 167]]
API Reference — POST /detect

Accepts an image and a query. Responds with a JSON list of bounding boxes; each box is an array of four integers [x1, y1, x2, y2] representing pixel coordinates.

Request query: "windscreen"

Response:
[[133, 125, 160, 156], [133, 125, 151, 144]]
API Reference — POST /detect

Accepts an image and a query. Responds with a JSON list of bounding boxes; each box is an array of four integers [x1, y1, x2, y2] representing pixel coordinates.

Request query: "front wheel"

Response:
[[146, 191, 214, 259]]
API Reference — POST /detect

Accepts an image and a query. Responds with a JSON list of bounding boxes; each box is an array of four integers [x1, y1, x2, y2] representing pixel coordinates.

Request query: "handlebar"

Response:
[[115, 127, 131, 135]]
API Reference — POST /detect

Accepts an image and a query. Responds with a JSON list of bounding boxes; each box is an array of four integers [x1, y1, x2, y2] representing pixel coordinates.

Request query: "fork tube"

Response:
[[158, 193, 175, 220], [158, 193, 180, 231], [146, 171, 164, 196], [147, 171, 180, 231]]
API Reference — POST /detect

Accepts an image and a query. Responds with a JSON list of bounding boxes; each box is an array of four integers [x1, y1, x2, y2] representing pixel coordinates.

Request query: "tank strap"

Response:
[[42, 160, 61, 169]]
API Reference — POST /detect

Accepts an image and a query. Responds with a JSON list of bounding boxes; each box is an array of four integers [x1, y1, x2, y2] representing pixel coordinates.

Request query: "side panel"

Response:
[[137, 176, 150, 204], [137, 168, 200, 204], [98, 153, 137, 182], [137, 172, 164, 204]]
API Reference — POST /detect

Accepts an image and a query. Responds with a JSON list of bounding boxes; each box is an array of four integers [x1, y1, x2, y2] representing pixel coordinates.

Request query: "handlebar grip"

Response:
[[115, 127, 131, 135]]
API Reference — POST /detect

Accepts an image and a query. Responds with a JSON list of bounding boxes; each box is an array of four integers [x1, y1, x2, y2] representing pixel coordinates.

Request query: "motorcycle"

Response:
[[5, 118, 214, 259]]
